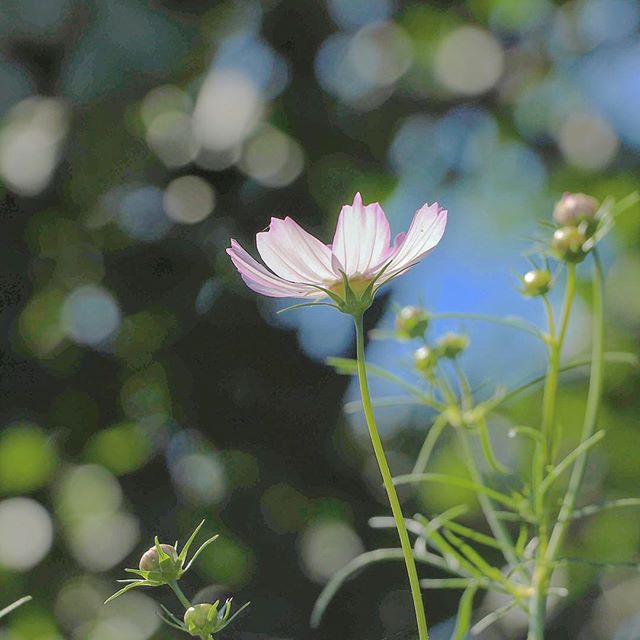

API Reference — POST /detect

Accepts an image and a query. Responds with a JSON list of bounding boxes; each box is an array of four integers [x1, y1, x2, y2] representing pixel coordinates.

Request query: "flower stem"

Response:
[[527, 254, 604, 639], [169, 581, 192, 610], [353, 314, 429, 640]]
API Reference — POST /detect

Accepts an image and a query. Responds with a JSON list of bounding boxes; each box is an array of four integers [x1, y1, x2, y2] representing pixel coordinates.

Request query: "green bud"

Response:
[[184, 603, 216, 637], [138, 543, 181, 582], [551, 227, 588, 263], [553, 192, 599, 228], [521, 270, 552, 297], [395, 306, 430, 340], [414, 345, 438, 373], [183, 600, 240, 638], [436, 332, 469, 359]]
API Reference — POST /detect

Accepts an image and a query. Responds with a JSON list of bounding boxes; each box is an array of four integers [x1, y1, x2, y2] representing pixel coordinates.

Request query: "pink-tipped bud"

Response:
[[553, 193, 599, 227], [139, 544, 177, 572]]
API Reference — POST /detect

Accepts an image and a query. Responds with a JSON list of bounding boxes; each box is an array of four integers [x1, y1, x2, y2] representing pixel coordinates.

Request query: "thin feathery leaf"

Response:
[[225, 600, 251, 626], [428, 311, 544, 340], [471, 600, 518, 635], [178, 520, 205, 564], [0, 596, 32, 619], [567, 498, 640, 521], [327, 357, 442, 408], [344, 395, 426, 414], [477, 416, 509, 474], [105, 580, 155, 604], [420, 578, 479, 589], [500, 352, 637, 404], [412, 413, 449, 475], [452, 583, 479, 640], [440, 520, 504, 551], [540, 431, 606, 496], [159, 614, 186, 632], [310, 547, 460, 628], [184, 534, 219, 572], [159, 604, 185, 628], [394, 473, 520, 511]]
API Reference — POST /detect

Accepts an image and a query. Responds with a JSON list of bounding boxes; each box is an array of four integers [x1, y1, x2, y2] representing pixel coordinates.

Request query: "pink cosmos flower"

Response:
[[227, 193, 447, 311]]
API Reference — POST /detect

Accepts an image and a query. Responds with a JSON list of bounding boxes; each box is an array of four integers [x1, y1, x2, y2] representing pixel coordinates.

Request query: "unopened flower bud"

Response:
[[436, 332, 469, 359], [553, 192, 599, 227], [184, 600, 239, 637], [551, 227, 588, 263], [521, 270, 552, 297], [184, 603, 215, 637], [138, 544, 181, 582], [414, 345, 438, 373], [395, 306, 429, 340]]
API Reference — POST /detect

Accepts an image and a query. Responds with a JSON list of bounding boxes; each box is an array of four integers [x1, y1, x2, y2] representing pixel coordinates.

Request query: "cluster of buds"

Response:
[[413, 332, 469, 375], [551, 192, 600, 264], [105, 521, 249, 638], [520, 192, 602, 296]]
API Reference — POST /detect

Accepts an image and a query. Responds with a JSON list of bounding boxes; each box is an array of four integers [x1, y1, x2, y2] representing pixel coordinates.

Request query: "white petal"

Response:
[[256, 217, 336, 284], [227, 240, 321, 298], [378, 203, 447, 284], [331, 193, 391, 277]]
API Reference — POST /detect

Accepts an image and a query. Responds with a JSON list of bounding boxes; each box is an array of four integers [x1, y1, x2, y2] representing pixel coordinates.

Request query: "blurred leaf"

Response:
[[85, 421, 152, 475], [0, 424, 57, 494]]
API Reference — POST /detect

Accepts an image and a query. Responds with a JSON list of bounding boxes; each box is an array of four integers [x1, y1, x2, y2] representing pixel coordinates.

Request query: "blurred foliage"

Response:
[[0, 0, 639, 639]]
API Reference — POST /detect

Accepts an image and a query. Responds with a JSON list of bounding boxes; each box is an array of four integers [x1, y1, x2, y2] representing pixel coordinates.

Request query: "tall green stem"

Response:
[[527, 254, 603, 639], [547, 253, 605, 557], [354, 314, 429, 640]]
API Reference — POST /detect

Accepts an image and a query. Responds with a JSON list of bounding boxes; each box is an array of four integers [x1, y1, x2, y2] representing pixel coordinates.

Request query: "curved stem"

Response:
[[354, 314, 429, 640], [169, 581, 192, 610]]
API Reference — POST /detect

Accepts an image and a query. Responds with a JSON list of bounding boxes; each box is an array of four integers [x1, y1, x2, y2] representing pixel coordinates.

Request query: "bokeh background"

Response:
[[1, 0, 640, 639]]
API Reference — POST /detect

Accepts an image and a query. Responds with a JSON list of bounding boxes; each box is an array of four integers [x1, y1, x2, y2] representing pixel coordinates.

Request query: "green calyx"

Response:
[[436, 332, 469, 359], [414, 345, 439, 373], [521, 270, 552, 297], [183, 599, 250, 638], [395, 306, 430, 340], [551, 227, 589, 263], [105, 520, 219, 604], [156, 598, 250, 639]]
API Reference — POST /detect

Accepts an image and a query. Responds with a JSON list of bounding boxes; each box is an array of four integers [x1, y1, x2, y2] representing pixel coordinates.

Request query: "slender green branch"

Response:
[[353, 314, 429, 640], [428, 312, 545, 340], [451, 365, 521, 570], [412, 413, 449, 475], [527, 252, 604, 640], [547, 251, 605, 558], [169, 581, 192, 610]]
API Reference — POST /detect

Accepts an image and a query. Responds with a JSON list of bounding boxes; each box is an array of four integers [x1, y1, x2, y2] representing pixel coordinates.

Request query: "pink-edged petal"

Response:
[[331, 193, 391, 277], [256, 217, 336, 284], [227, 240, 321, 299], [377, 203, 447, 284]]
